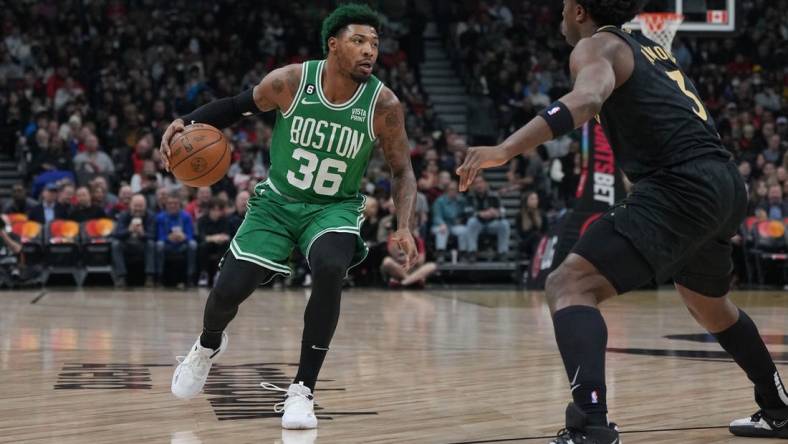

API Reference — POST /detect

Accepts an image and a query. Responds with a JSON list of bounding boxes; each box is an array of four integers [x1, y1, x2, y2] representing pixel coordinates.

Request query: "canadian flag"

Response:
[[707, 10, 729, 24]]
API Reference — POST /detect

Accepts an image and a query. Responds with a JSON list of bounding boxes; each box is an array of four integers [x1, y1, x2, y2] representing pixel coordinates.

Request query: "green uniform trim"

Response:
[[230, 238, 292, 274], [315, 60, 367, 110], [367, 80, 385, 140], [281, 63, 308, 119]]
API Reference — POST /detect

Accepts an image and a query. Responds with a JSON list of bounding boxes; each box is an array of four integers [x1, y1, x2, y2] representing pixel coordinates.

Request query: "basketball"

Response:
[[169, 123, 231, 187]]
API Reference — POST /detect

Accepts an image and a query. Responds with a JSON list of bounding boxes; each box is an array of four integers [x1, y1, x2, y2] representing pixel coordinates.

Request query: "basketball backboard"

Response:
[[624, 0, 736, 33]]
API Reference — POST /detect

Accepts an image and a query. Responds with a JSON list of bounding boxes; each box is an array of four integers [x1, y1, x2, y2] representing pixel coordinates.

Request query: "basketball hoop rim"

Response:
[[636, 12, 685, 32]]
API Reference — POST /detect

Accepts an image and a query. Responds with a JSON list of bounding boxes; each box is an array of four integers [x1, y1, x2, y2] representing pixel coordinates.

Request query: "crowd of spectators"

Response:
[[0, 0, 785, 287], [439, 0, 787, 282], [0, 0, 449, 288]]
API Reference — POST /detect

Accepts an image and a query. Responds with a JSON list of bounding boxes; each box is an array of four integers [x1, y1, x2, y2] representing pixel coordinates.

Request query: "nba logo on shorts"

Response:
[[591, 390, 599, 404]]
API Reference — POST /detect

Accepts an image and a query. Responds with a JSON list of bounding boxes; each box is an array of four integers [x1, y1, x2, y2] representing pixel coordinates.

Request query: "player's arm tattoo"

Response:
[[253, 64, 302, 113], [375, 88, 416, 231]]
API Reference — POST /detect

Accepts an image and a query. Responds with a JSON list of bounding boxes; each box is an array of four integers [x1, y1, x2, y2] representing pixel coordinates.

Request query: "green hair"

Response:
[[321, 3, 381, 56]]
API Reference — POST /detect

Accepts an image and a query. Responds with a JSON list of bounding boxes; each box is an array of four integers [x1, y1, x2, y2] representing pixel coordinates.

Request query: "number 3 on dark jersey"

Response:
[[665, 70, 708, 122]]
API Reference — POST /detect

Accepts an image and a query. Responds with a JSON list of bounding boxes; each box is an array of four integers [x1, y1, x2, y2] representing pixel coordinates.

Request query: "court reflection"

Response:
[[277, 429, 317, 444], [171, 431, 202, 444]]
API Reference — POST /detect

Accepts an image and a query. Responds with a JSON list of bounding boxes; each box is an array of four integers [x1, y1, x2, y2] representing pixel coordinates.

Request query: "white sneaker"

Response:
[[280, 428, 317, 444], [171, 332, 228, 400], [261, 381, 318, 429]]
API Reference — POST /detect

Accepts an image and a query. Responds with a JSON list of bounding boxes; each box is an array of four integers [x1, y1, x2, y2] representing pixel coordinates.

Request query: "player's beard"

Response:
[[350, 70, 371, 84]]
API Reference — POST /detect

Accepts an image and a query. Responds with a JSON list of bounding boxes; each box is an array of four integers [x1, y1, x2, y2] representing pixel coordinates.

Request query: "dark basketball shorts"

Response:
[[572, 156, 747, 297]]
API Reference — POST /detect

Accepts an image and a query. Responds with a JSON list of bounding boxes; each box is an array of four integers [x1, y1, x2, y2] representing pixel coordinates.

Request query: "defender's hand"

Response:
[[160, 118, 186, 172], [390, 228, 418, 272], [456, 146, 510, 191]]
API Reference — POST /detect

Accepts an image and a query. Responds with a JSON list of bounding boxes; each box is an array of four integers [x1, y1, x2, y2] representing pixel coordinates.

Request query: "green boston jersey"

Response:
[[266, 59, 384, 204]]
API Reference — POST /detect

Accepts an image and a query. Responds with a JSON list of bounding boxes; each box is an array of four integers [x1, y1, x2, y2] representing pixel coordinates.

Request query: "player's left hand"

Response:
[[390, 228, 418, 272], [456, 145, 510, 191]]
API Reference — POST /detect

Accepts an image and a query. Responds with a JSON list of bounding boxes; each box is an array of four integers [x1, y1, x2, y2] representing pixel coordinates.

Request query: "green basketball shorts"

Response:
[[229, 180, 368, 276]]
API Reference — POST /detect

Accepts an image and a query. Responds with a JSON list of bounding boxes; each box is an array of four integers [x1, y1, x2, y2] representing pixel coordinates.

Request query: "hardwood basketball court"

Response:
[[1, 287, 786, 443]]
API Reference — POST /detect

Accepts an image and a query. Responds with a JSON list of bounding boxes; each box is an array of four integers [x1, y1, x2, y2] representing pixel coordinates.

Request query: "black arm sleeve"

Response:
[[180, 89, 259, 129]]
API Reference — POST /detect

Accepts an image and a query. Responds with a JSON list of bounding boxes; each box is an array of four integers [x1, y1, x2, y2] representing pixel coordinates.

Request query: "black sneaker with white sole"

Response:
[[549, 403, 621, 444], [729, 408, 788, 439]]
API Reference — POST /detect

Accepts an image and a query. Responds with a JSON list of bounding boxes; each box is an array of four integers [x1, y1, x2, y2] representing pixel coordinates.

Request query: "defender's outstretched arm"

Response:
[[457, 38, 618, 191]]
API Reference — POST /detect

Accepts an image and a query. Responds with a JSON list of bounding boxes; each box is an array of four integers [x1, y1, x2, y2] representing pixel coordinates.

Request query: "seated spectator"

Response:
[[749, 179, 769, 214], [431, 180, 468, 261], [3, 183, 37, 214], [112, 194, 157, 288], [526, 79, 551, 108], [465, 176, 511, 261], [738, 160, 752, 185], [504, 150, 545, 194], [518, 191, 548, 259], [131, 160, 162, 193], [153, 187, 169, 213], [229, 153, 266, 192], [74, 133, 115, 185], [360, 197, 381, 247], [109, 185, 133, 219], [0, 217, 23, 288], [68, 186, 106, 222], [415, 191, 430, 240], [57, 182, 75, 212], [763, 135, 782, 165], [376, 198, 397, 245], [381, 229, 436, 288], [27, 182, 68, 224], [354, 196, 386, 285], [228, 190, 250, 236], [156, 190, 197, 288], [758, 184, 788, 220], [29, 130, 73, 177], [139, 172, 160, 210], [196, 198, 232, 287], [185, 186, 212, 221], [91, 176, 119, 211]]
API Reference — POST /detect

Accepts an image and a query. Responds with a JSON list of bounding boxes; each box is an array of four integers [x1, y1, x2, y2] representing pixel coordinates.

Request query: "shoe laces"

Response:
[[750, 410, 764, 422], [175, 347, 212, 376], [554, 428, 578, 443], [553, 428, 595, 444], [260, 382, 314, 413]]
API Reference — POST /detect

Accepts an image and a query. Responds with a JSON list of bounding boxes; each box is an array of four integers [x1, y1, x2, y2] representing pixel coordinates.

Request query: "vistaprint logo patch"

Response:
[[351, 107, 367, 123]]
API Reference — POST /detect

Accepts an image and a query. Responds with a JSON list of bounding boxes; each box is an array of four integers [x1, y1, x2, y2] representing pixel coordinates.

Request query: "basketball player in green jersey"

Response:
[[159, 4, 417, 429]]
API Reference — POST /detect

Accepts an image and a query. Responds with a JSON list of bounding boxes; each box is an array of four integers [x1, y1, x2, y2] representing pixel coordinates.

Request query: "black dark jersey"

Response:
[[595, 26, 729, 182]]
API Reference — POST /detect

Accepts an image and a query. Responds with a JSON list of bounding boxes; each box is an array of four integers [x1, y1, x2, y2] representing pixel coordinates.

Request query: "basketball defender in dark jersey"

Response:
[[458, 1, 788, 442]]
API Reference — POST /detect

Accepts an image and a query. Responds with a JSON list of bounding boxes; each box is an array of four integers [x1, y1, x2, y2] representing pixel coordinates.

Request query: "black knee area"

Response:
[[205, 284, 239, 318], [202, 253, 275, 333], [310, 253, 349, 283], [308, 232, 356, 280]]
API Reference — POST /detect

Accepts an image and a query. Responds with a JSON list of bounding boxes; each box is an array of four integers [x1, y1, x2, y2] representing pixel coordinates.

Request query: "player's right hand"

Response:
[[456, 145, 510, 192], [160, 118, 185, 172], [390, 228, 418, 272]]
